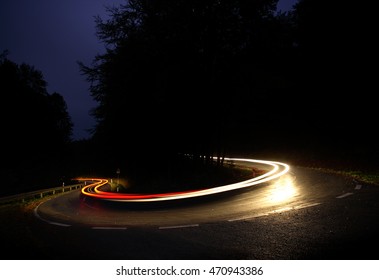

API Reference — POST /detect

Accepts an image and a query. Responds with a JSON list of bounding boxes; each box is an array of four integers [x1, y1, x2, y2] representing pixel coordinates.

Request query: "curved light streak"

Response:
[[77, 157, 290, 202]]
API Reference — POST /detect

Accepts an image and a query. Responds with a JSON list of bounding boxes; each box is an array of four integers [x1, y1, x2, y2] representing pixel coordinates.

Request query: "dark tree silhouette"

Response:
[[0, 52, 73, 195], [79, 0, 295, 175], [290, 0, 378, 165]]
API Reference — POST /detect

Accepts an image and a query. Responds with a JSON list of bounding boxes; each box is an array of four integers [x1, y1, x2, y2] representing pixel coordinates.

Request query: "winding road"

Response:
[[26, 157, 379, 259]]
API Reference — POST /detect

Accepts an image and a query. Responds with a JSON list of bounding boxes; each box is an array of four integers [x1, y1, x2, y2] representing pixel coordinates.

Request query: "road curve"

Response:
[[34, 157, 361, 228]]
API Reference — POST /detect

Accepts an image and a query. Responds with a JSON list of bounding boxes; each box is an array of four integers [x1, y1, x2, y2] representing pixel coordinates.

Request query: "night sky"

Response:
[[0, 0, 298, 140]]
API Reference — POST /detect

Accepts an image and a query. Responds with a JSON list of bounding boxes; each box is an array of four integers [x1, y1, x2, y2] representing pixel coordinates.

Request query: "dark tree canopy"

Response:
[[0, 52, 74, 194], [290, 0, 377, 160], [79, 0, 295, 169], [0, 54, 73, 152], [80, 0, 377, 174]]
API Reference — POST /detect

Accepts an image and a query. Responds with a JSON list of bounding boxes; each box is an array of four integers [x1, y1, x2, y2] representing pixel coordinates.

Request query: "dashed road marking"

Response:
[[48, 221, 71, 227], [355, 185, 362, 190], [92, 227, 127, 230], [336, 192, 354, 199], [228, 213, 268, 222], [294, 202, 321, 210], [228, 202, 321, 222], [159, 224, 199, 230]]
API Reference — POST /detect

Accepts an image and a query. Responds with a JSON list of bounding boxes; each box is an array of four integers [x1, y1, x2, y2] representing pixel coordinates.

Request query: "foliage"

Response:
[[0, 52, 74, 195], [79, 0, 295, 170]]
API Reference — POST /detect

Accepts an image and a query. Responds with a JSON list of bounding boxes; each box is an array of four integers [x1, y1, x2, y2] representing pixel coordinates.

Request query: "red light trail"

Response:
[[77, 157, 290, 202]]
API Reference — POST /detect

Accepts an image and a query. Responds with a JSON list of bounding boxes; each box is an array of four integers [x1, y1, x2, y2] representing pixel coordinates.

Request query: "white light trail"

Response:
[[78, 157, 290, 202]]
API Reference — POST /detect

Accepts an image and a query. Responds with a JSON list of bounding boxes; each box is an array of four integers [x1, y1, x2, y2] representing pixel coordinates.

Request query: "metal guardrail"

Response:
[[0, 183, 83, 205]]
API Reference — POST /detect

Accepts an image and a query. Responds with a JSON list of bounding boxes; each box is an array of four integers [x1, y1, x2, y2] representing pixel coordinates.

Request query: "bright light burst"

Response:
[[269, 176, 298, 203], [77, 157, 290, 202]]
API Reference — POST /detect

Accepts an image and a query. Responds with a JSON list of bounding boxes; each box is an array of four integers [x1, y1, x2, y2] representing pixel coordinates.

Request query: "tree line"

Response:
[[79, 0, 377, 172], [79, 0, 293, 170], [1, 0, 376, 194], [0, 50, 73, 195]]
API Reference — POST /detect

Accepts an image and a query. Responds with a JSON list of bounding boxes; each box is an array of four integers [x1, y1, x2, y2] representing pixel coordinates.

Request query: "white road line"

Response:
[[228, 213, 268, 222], [267, 206, 294, 214], [294, 202, 321, 209], [159, 224, 199, 230], [336, 192, 354, 199], [34, 204, 71, 227], [48, 221, 71, 227], [355, 185, 362, 190], [92, 227, 127, 230], [228, 202, 321, 222]]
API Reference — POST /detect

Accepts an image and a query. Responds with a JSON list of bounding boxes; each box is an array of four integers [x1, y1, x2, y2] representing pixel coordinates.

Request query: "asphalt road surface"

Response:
[[9, 162, 379, 259]]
